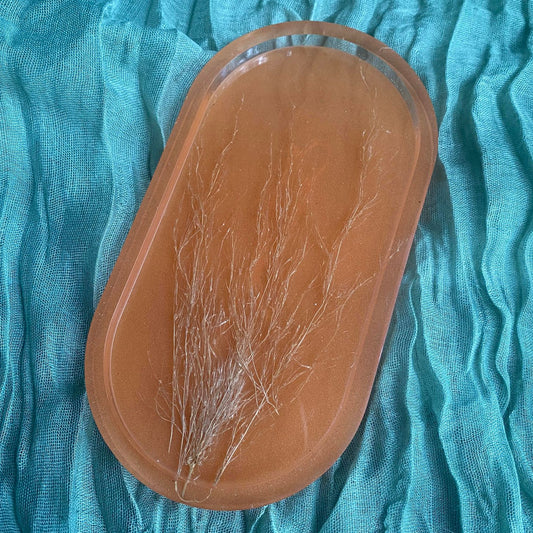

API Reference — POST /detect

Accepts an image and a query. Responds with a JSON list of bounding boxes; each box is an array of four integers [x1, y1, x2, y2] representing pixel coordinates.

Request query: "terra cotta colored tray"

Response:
[[85, 21, 438, 510]]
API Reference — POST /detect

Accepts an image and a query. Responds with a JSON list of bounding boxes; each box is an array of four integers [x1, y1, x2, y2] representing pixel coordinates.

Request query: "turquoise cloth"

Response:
[[1, 1, 532, 531]]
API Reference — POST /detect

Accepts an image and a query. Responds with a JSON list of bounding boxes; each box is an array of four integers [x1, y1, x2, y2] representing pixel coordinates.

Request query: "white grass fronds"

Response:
[[162, 109, 383, 499]]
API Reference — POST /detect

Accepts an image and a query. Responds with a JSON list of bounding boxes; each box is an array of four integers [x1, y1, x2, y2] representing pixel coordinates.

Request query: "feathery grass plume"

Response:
[[163, 105, 382, 500]]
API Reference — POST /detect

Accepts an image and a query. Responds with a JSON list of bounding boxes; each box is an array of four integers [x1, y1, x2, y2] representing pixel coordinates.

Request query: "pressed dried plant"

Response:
[[158, 106, 384, 501]]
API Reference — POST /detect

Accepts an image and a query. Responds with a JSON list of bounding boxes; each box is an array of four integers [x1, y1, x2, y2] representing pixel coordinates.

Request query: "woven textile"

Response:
[[1, 1, 532, 531]]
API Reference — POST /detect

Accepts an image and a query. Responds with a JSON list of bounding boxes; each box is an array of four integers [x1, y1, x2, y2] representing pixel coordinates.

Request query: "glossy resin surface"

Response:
[[85, 22, 437, 509]]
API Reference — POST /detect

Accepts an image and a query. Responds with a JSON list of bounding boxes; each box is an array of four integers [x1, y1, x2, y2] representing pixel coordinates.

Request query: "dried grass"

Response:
[[160, 109, 381, 500]]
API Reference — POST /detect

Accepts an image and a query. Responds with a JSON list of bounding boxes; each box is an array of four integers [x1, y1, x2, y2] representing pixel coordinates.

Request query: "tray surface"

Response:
[[85, 21, 437, 509]]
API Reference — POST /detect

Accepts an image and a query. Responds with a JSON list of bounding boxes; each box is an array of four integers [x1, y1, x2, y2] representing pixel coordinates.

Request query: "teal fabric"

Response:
[[1, 1, 532, 531]]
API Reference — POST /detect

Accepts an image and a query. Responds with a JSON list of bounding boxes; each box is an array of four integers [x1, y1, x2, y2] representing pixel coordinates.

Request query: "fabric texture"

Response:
[[1, 0, 532, 531]]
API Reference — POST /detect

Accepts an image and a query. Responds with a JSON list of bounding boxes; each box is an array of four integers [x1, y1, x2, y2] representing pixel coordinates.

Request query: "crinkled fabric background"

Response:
[[1, 1, 532, 531]]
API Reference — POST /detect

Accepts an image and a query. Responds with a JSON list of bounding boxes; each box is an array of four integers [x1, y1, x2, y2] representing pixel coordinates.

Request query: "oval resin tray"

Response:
[[85, 21, 438, 510]]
